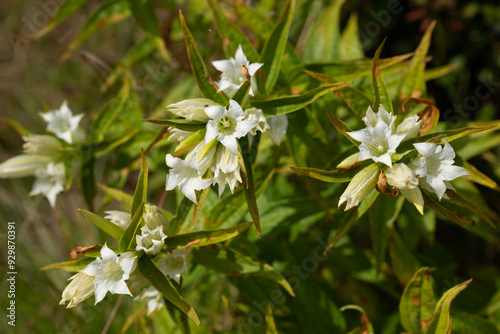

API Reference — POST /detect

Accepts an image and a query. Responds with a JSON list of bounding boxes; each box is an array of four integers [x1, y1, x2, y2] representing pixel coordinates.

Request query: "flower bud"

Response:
[[338, 164, 379, 210]]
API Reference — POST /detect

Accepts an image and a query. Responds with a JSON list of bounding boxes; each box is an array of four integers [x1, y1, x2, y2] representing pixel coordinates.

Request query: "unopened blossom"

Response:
[[22, 134, 62, 156], [143, 204, 172, 234], [136, 226, 167, 255], [212, 44, 263, 97], [339, 164, 379, 210], [212, 145, 242, 196], [0, 154, 52, 178], [40, 101, 83, 144], [204, 99, 257, 155], [337, 152, 361, 169], [411, 141, 469, 200], [166, 98, 217, 122], [59, 272, 95, 308], [29, 162, 66, 207], [268, 115, 288, 146], [82, 244, 137, 304], [104, 210, 131, 230], [157, 249, 192, 284], [395, 115, 421, 140], [386, 163, 424, 214]]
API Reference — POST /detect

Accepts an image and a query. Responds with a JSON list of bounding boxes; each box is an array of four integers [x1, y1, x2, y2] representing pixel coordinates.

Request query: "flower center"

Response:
[[369, 138, 389, 157], [103, 261, 124, 282], [218, 116, 237, 136]]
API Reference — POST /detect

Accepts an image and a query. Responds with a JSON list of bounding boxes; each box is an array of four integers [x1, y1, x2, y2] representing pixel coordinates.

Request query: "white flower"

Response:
[[143, 204, 172, 234], [104, 210, 131, 230], [396, 115, 421, 140], [167, 98, 217, 122], [165, 154, 213, 204], [339, 164, 379, 210], [29, 162, 66, 207], [22, 134, 62, 156], [0, 154, 52, 178], [385, 163, 424, 214], [136, 287, 164, 315], [268, 115, 288, 146], [212, 44, 263, 97], [212, 146, 242, 196], [59, 272, 95, 308], [136, 225, 168, 255], [82, 244, 137, 304], [337, 152, 361, 169], [169, 128, 193, 143], [410, 141, 469, 200], [362, 105, 396, 128], [244, 108, 269, 136], [157, 249, 192, 284], [204, 100, 258, 155], [40, 101, 83, 144]]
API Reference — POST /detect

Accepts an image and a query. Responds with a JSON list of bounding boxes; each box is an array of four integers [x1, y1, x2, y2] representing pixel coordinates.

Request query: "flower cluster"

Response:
[[339, 105, 469, 214], [0, 102, 83, 207]]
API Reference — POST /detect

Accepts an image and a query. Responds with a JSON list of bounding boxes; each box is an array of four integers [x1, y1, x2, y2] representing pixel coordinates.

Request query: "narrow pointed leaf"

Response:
[[422, 191, 475, 230], [239, 135, 260, 236], [78, 209, 122, 240], [327, 110, 359, 146], [131, 150, 148, 217], [98, 184, 133, 208], [371, 38, 393, 113], [231, 81, 251, 107], [291, 161, 370, 183], [120, 201, 144, 251], [35, 0, 87, 39], [265, 303, 279, 334], [339, 12, 364, 60], [40, 257, 94, 272], [143, 118, 207, 132]]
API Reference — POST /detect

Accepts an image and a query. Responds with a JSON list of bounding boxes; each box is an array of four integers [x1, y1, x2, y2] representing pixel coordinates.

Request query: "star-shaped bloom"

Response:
[[136, 225, 168, 255], [244, 108, 269, 136], [204, 99, 258, 155], [157, 249, 192, 284], [339, 164, 379, 210], [410, 141, 469, 200], [165, 154, 213, 204], [82, 244, 137, 304], [40, 101, 83, 144], [385, 163, 424, 214], [59, 272, 95, 308], [29, 162, 66, 207], [212, 45, 263, 97]]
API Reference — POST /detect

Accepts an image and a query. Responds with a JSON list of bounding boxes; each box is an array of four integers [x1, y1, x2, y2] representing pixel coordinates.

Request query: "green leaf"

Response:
[[120, 201, 144, 251], [397, 21, 436, 101], [265, 303, 279, 334], [326, 110, 359, 146], [78, 209, 123, 240], [461, 160, 500, 190], [137, 255, 200, 325], [62, 0, 131, 60], [371, 38, 393, 113], [1, 117, 30, 136], [131, 150, 148, 217], [166, 221, 253, 249], [206, 0, 259, 61], [81, 155, 97, 211], [258, 0, 295, 97], [424, 63, 459, 82], [451, 312, 500, 334], [34, 0, 87, 39], [369, 195, 404, 272], [422, 191, 475, 230], [290, 161, 370, 183], [231, 81, 251, 107], [388, 229, 421, 285], [426, 278, 473, 334], [179, 10, 228, 105], [302, 0, 345, 62], [339, 13, 364, 60], [174, 129, 205, 153], [399, 267, 437, 333], [40, 257, 94, 272], [239, 135, 261, 236], [445, 189, 496, 228], [143, 118, 207, 132], [250, 82, 352, 116], [98, 183, 133, 208]]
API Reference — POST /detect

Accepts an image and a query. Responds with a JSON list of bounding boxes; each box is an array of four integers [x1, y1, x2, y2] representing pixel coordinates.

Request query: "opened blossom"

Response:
[[29, 162, 66, 207], [40, 101, 83, 144], [136, 225, 168, 255], [157, 249, 192, 284]]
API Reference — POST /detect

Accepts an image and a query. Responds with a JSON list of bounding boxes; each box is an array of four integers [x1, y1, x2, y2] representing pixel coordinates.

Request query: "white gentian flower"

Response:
[[82, 244, 137, 304], [244, 108, 269, 135], [268, 115, 288, 146], [22, 134, 62, 156], [104, 210, 131, 230], [136, 226, 168, 255], [212, 44, 263, 97], [385, 163, 424, 214], [339, 164, 379, 210], [212, 146, 242, 196], [169, 128, 193, 143], [165, 154, 213, 204], [157, 249, 192, 284], [40, 101, 83, 144], [136, 287, 164, 315], [362, 105, 396, 129], [410, 141, 469, 200], [0, 154, 52, 178], [143, 204, 172, 234], [204, 100, 258, 155], [59, 272, 95, 308], [167, 98, 217, 122], [396, 115, 421, 140], [29, 162, 66, 207]]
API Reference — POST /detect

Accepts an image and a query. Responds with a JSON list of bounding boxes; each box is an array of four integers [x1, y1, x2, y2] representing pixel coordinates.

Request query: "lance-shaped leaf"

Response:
[[131, 150, 148, 217], [265, 302, 279, 334], [81, 155, 97, 211], [174, 129, 205, 153], [138, 255, 200, 325], [231, 80, 251, 107], [126, 0, 170, 62], [424, 63, 459, 82], [120, 201, 145, 251], [422, 191, 475, 230], [445, 189, 496, 228], [239, 135, 260, 236], [326, 110, 359, 146], [40, 257, 94, 272], [179, 10, 228, 105], [142, 118, 207, 132], [371, 38, 393, 114], [98, 183, 133, 208], [290, 161, 370, 183], [258, 0, 295, 97], [194, 246, 295, 296], [166, 221, 253, 249], [399, 267, 437, 333], [426, 278, 472, 334], [250, 82, 352, 116], [78, 209, 122, 240], [62, 0, 131, 60], [206, 0, 259, 62], [389, 229, 421, 285], [35, 0, 87, 39], [460, 160, 500, 190], [339, 12, 364, 60]]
